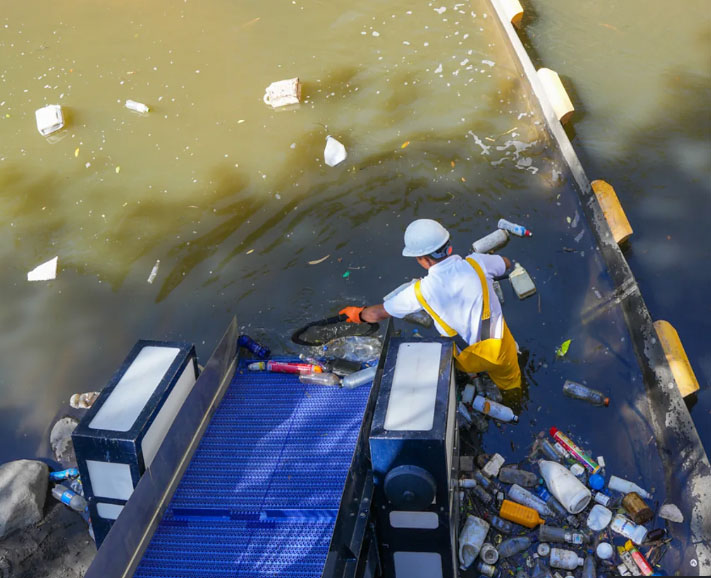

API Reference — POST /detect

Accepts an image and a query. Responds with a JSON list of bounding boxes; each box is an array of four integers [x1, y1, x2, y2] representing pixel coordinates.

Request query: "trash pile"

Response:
[[456, 390, 677, 577], [46, 467, 93, 539], [240, 333, 382, 390]]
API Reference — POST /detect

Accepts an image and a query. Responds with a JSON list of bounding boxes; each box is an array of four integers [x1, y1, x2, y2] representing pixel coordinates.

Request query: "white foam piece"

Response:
[[27, 256, 58, 281], [384, 342, 442, 431], [89, 346, 180, 432]]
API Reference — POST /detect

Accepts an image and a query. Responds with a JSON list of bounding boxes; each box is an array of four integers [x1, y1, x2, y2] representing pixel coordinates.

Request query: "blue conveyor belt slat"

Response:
[[133, 363, 372, 578]]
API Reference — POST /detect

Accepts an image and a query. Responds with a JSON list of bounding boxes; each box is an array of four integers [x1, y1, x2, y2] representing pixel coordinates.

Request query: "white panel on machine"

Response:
[[96, 502, 124, 520], [384, 342, 442, 431], [393, 552, 443, 578], [141, 363, 197, 468], [89, 346, 181, 431], [389, 511, 439, 529], [86, 460, 134, 500]]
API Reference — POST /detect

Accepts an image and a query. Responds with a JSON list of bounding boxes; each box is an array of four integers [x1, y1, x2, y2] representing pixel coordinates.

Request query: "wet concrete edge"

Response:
[[486, 0, 710, 573]]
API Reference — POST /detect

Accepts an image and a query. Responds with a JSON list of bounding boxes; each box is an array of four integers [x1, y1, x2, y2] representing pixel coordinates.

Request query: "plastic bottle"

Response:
[[472, 468, 495, 490], [474, 376, 503, 403], [509, 262, 537, 299], [52, 484, 87, 513], [537, 543, 551, 557], [499, 499, 546, 528], [534, 486, 569, 519], [549, 428, 601, 473], [562, 380, 609, 407], [147, 259, 160, 283], [508, 484, 553, 517], [497, 536, 532, 558], [341, 366, 376, 389], [238, 334, 271, 359], [586, 504, 612, 531], [610, 514, 648, 545], [592, 491, 612, 507], [607, 476, 652, 500], [621, 492, 653, 525], [582, 554, 597, 578], [531, 557, 553, 578], [49, 468, 79, 482], [457, 402, 473, 429], [539, 460, 592, 514], [480, 542, 499, 565], [472, 395, 519, 423], [488, 514, 516, 534], [472, 484, 494, 505], [248, 361, 322, 374], [462, 383, 476, 404], [493, 279, 505, 304], [482, 453, 506, 478], [324, 135, 347, 167], [536, 439, 567, 462], [403, 309, 433, 328], [458, 515, 490, 569], [498, 218, 532, 237], [624, 541, 653, 576], [538, 524, 586, 546], [321, 336, 382, 363], [476, 561, 497, 577], [549, 548, 584, 570], [473, 229, 509, 253], [125, 99, 149, 113], [499, 465, 538, 487], [299, 372, 341, 386]]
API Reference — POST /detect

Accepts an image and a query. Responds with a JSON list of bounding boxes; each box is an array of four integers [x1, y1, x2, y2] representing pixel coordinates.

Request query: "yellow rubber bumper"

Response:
[[591, 180, 633, 245], [654, 320, 700, 398]]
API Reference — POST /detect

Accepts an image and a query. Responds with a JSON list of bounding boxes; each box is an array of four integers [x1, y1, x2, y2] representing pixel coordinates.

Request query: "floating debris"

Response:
[[27, 256, 58, 281]]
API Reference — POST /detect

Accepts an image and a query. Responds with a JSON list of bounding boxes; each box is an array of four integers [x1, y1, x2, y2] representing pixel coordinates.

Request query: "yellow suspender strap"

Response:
[[466, 257, 492, 339], [465, 257, 490, 320], [413, 280, 458, 337]]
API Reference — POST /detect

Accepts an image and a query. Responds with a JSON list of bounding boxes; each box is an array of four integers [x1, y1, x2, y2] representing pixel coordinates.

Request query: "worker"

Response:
[[340, 218, 521, 390]]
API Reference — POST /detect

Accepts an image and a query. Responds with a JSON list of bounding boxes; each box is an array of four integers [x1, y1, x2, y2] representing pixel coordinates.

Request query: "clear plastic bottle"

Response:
[[498, 218, 532, 237], [471, 484, 493, 505], [321, 336, 382, 363], [473, 468, 495, 490], [499, 465, 538, 487], [403, 310, 433, 328], [474, 376, 503, 403], [488, 514, 516, 534], [508, 484, 553, 517], [534, 486, 569, 519], [52, 484, 87, 513], [472, 395, 519, 423], [238, 334, 271, 359], [341, 366, 376, 389], [473, 229, 509, 253], [299, 372, 341, 386], [125, 99, 149, 113], [498, 536, 532, 558], [531, 557, 553, 578], [582, 553, 598, 578], [537, 439, 567, 462], [562, 380, 609, 407], [607, 476, 652, 500], [538, 524, 587, 546]]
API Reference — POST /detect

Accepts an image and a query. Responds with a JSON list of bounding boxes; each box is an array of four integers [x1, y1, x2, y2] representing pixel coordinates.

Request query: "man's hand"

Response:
[[339, 306, 365, 324]]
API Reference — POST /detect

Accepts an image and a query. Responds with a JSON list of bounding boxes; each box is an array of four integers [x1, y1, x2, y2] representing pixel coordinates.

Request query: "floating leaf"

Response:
[[556, 339, 572, 358], [400, 141, 410, 149], [308, 254, 330, 265], [342, 271, 350, 279]]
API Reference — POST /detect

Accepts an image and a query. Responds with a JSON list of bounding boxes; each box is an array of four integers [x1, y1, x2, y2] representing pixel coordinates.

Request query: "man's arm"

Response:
[[361, 303, 391, 323]]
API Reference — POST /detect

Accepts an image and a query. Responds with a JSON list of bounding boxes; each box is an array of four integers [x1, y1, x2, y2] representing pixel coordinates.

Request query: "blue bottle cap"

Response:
[[589, 473, 605, 490]]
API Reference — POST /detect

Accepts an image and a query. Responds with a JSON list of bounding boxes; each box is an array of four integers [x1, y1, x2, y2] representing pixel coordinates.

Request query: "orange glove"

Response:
[[340, 306, 365, 323]]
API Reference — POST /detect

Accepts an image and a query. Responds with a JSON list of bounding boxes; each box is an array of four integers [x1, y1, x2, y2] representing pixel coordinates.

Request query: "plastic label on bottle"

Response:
[[61, 490, 74, 506]]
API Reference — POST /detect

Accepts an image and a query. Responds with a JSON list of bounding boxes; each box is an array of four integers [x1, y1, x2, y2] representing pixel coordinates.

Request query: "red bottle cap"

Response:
[[549, 426, 559, 436], [603, 397, 610, 407]]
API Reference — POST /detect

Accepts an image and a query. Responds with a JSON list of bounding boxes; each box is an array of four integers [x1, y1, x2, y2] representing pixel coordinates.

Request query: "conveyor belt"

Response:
[[134, 363, 373, 578]]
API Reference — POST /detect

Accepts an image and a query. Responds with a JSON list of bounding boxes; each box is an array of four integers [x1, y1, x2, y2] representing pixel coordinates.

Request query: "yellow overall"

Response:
[[414, 257, 521, 390]]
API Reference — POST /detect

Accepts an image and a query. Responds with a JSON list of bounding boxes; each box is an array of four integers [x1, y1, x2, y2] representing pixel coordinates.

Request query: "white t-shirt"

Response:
[[383, 253, 506, 345]]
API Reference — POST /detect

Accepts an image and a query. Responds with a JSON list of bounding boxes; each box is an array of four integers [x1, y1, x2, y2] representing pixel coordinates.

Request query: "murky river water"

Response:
[[0, 1, 704, 573], [522, 0, 711, 448]]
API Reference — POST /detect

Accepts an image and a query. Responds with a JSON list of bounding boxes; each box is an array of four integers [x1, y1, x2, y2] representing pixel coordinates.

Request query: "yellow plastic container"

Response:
[[654, 320, 700, 398], [591, 180, 633, 245], [499, 499, 545, 528]]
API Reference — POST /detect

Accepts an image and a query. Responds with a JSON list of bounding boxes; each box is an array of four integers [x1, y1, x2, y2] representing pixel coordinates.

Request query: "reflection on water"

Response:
[[1, 0, 553, 460]]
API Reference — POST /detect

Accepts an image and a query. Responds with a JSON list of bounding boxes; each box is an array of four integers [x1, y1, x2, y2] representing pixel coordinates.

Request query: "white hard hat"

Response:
[[402, 219, 450, 257]]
